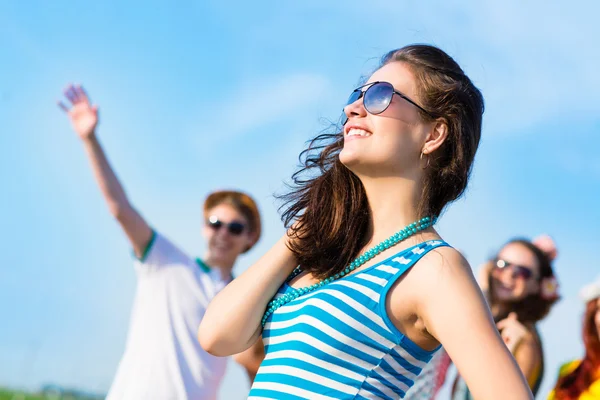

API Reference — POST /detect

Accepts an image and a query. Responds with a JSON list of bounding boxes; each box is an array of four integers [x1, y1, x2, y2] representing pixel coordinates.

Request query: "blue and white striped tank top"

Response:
[[249, 240, 449, 400]]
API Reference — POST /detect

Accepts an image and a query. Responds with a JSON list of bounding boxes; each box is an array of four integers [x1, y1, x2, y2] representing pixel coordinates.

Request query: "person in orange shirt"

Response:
[[549, 276, 600, 400]]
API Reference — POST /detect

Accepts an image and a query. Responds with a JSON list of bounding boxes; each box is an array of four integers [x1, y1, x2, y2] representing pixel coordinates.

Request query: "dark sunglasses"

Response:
[[341, 81, 434, 125], [207, 216, 246, 236], [493, 258, 535, 280]]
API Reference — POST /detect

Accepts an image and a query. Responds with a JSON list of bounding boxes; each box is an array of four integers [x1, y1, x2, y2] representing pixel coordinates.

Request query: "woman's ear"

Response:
[[422, 120, 448, 155]]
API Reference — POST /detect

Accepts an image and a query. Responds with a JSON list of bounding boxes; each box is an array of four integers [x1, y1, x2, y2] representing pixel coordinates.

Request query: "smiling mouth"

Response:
[[345, 128, 372, 138], [213, 242, 231, 250], [493, 280, 515, 292], [498, 285, 514, 292]]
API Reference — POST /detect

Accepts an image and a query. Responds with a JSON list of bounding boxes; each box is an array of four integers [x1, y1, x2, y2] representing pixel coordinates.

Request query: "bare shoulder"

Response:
[[405, 245, 475, 288], [389, 244, 477, 304], [518, 330, 542, 356], [402, 244, 487, 320], [385, 243, 486, 350]]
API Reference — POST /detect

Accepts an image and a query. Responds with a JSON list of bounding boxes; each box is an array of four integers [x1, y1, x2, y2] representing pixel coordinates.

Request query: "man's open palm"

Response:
[[58, 84, 99, 139]]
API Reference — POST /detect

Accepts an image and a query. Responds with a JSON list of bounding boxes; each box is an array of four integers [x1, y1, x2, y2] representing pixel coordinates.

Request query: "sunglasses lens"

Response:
[[346, 89, 362, 107], [208, 219, 222, 229], [496, 258, 533, 280], [341, 113, 348, 126], [341, 90, 362, 126], [208, 218, 245, 236], [364, 82, 393, 115], [514, 267, 533, 280], [228, 222, 245, 236]]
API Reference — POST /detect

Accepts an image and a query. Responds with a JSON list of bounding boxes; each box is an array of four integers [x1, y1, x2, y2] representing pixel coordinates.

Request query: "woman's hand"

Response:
[[496, 312, 530, 354]]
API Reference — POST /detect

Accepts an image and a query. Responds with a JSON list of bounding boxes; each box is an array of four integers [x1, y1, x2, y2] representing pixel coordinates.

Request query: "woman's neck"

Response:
[[360, 175, 427, 244], [203, 253, 236, 280], [492, 302, 536, 330], [491, 302, 519, 322]]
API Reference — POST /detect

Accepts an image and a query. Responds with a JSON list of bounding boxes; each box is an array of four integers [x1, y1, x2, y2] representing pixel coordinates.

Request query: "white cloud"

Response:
[[185, 73, 332, 150], [200, 1, 599, 138], [456, 1, 600, 135], [336, 0, 600, 136]]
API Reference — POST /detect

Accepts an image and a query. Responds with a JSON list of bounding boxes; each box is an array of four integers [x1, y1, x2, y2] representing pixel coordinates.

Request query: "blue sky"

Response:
[[1, 0, 598, 398]]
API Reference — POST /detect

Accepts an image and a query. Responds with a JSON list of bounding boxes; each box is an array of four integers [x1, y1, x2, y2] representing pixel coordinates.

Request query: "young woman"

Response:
[[452, 236, 560, 399], [549, 276, 600, 399], [199, 44, 533, 399], [58, 85, 263, 400]]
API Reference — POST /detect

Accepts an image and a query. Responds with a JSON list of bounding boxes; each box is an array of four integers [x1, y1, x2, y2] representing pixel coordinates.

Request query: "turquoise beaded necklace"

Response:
[[261, 215, 435, 327]]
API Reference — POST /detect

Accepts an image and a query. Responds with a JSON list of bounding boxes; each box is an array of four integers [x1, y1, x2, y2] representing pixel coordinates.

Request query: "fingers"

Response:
[[496, 319, 507, 330], [59, 83, 93, 111], [57, 101, 69, 113], [64, 84, 78, 104], [63, 85, 75, 104], [497, 313, 517, 330], [58, 84, 76, 112], [499, 326, 514, 345], [76, 84, 90, 104], [72, 85, 82, 102]]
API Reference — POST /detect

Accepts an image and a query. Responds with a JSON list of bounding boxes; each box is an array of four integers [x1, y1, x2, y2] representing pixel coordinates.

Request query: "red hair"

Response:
[[553, 300, 600, 399]]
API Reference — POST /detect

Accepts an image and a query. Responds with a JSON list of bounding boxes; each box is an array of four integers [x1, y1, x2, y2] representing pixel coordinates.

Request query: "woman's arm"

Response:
[[414, 248, 533, 400], [234, 337, 265, 383], [496, 314, 542, 385], [512, 339, 541, 388], [199, 235, 297, 356]]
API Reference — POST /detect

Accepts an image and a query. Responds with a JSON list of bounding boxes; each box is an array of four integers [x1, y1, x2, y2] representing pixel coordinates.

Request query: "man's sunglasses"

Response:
[[207, 216, 246, 236], [493, 258, 535, 280], [341, 81, 434, 125]]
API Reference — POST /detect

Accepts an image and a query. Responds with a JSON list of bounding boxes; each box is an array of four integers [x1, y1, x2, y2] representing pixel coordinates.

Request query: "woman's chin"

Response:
[[493, 288, 517, 302], [496, 292, 528, 304], [339, 151, 381, 174], [209, 247, 234, 263], [339, 148, 360, 167]]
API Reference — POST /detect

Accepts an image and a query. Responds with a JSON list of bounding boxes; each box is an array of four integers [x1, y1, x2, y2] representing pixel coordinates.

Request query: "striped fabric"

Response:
[[404, 347, 452, 399], [249, 240, 449, 400]]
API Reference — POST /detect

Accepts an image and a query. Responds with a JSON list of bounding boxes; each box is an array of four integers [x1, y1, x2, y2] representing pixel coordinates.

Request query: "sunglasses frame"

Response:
[[207, 216, 247, 236], [493, 258, 537, 281], [342, 81, 435, 125]]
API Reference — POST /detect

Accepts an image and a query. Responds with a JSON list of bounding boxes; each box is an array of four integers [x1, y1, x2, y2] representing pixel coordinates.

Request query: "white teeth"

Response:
[[347, 128, 371, 137]]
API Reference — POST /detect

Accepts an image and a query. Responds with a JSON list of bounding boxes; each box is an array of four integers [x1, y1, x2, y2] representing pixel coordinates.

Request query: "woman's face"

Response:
[[491, 242, 541, 302], [339, 61, 440, 178], [202, 203, 255, 264]]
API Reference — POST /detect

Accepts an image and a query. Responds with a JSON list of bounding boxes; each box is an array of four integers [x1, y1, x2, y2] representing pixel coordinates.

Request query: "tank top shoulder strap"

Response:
[[378, 239, 451, 278], [370, 240, 451, 343]]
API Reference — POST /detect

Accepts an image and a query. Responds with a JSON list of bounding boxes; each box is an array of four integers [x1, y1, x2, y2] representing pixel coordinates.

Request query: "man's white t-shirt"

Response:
[[107, 231, 230, 400]]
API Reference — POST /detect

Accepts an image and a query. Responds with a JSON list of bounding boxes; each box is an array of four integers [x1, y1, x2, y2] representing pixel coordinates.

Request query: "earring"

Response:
[[420, 149, 431, 169]]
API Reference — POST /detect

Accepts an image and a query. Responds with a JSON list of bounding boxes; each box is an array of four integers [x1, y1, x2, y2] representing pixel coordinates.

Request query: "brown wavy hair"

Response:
[[278, 44, 484, 279], [553, 300, 600, 399]]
